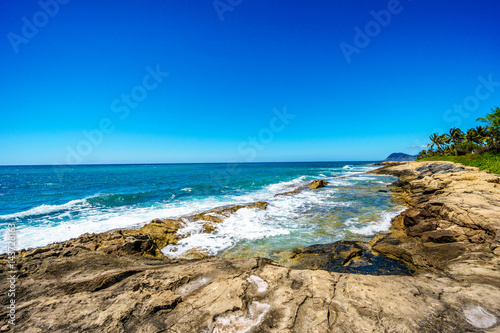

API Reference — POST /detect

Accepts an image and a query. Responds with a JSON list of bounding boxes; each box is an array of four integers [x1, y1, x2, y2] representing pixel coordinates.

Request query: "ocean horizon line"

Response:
[[0, 160, 381, 167]]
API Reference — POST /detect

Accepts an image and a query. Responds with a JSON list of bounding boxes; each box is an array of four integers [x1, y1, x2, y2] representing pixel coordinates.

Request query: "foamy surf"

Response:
[[4, 197, 243, 252], [162, 206, 293, 257], [161, 173, 400, 258], [0, 198, 90, 221], [0, 162, 400, 255], [262, 176, 306, 194], [346, 208, 406, 236]]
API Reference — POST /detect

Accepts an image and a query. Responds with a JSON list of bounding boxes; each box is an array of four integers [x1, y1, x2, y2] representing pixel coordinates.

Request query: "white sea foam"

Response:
[[2, 167, 401, 255], [346, 175, 378, 181], [162, 206, 291, 257], [162, 181, 361, 257], [345, 217, 359, 225], [350, 165, 378, 172], [263, 176, 306, 194], [348, 208, 406, 236], [3, 196, 235, 253], [328, 178, 354, 187], [0, 199, 90, 220], [181, 188, 192, 192]]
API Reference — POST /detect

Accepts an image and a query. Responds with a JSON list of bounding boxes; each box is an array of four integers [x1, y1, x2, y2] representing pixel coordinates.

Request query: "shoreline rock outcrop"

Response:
[[273, 178, 330, 197], [368, 162, 500, 279], [1, 162, 499, 332], [16, 201, 270, 261]]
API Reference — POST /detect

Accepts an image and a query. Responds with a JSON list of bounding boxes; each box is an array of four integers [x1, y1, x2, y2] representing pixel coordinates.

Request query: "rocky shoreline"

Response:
[[1, 161, 499, 332]]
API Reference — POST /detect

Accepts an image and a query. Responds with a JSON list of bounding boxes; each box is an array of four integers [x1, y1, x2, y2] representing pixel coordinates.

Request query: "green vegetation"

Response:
[[419, 153, 500, 174], [418, 106, 500, 174]]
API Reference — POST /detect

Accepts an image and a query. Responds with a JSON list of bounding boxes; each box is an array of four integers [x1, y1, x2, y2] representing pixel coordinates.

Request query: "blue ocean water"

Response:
[[0, 162, 404, 256]]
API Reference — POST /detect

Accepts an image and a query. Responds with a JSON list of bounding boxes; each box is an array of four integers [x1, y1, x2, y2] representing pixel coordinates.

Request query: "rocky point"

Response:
[[1, 163, 499, 332]]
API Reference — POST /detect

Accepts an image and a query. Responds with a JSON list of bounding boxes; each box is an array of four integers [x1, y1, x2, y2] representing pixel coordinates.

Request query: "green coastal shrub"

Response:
[[419, 153, 500, 174], [418, 107, 500, 160], [418, 106, 500, 174]]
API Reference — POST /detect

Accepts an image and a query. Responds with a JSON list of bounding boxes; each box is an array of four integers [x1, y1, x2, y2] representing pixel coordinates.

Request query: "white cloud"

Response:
[[407, 144, 427, 149]]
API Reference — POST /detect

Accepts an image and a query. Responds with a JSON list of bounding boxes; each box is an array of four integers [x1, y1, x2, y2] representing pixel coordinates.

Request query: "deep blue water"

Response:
[[0, 162, 403, 255]]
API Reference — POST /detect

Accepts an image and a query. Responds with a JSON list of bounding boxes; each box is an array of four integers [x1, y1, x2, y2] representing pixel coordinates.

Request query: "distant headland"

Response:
[[383, 152, 417, 162]]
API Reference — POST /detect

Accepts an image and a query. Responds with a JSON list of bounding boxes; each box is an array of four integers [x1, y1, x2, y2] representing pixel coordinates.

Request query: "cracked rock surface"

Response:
[[1, 161, 499, 332]]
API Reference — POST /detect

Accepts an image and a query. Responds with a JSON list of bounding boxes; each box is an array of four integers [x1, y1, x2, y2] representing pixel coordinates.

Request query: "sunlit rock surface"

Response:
[[1, 161, 499, 332]]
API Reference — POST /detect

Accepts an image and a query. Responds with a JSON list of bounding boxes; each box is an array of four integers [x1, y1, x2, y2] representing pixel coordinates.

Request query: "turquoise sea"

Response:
[[0, 162, 404, 257]]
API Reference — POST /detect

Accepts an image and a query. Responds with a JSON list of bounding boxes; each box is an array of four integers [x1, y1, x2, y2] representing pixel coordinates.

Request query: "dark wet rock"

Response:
[[288, 241, 413, 276], [390, 179, 410, 188], [403, 209, 424, 227], [1, 161, 500, 332], [421, 229, 461, 243], [406, 221, 437, 237]]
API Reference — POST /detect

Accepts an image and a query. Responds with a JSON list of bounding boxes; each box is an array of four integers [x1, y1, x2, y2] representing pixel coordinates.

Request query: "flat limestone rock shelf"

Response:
[[1, 165, 500, 332]]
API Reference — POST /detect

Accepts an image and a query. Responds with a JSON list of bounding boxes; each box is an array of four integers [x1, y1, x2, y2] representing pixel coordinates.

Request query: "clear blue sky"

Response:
[[1, 0, 499, 164]]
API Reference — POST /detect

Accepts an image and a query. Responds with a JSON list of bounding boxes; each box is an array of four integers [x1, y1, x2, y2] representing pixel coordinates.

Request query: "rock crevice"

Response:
[[1, 162, 499, 332]]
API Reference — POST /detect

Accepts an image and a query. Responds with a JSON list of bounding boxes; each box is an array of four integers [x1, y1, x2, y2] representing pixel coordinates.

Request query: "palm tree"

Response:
[[475, 126, 488, 145], [438, 133, 451, 155], [477, 106, 500, 146], [477, 106, 500, 130], [466, 128, 480, 145], [475, 124, 496, 148], [428, 133, 440, 152], [417, 149, 427, 159], [449, 127, 464, 156]]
